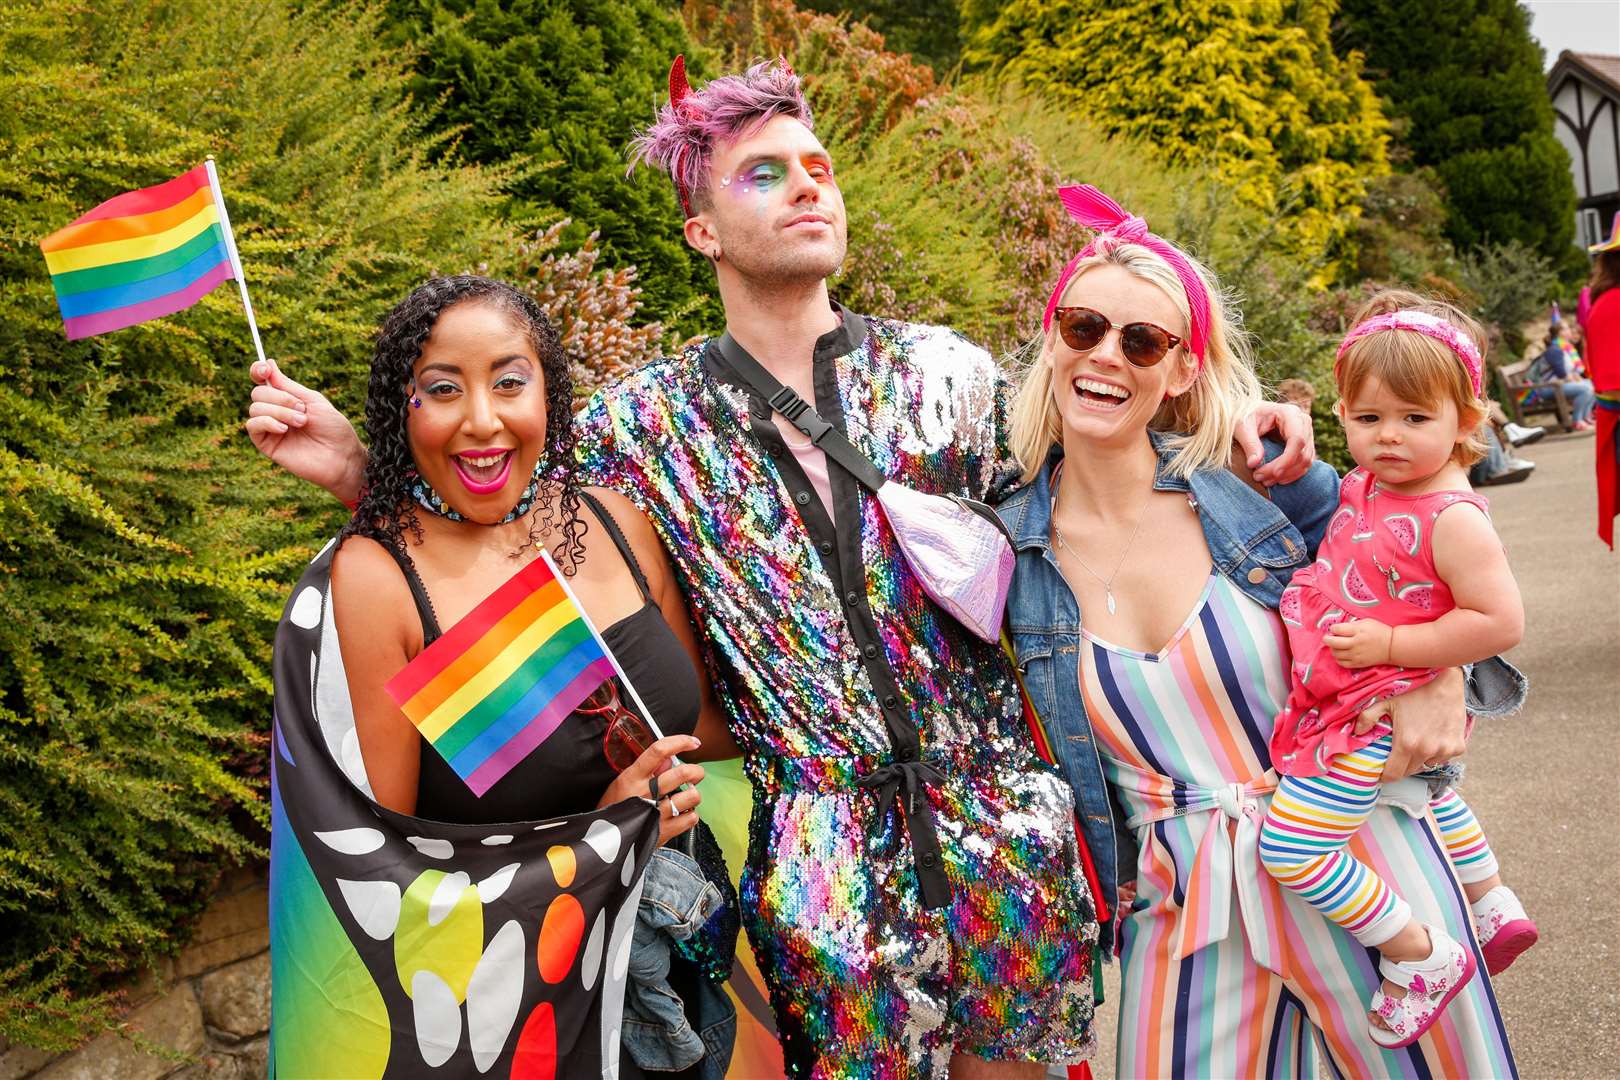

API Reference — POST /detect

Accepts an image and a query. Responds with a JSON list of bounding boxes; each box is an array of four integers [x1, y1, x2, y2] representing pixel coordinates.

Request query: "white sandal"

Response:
[[1473, 885, 1539, 976], [1368, 924, 1477, 1049]]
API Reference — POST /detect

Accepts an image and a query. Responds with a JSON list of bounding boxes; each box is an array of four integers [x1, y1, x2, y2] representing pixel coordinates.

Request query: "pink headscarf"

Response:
[[1042, 185, 1212, 368], [1335, 311, 1485, 398]]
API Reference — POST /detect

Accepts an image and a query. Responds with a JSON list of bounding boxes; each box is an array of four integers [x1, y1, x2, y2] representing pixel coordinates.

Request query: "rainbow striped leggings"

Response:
[[1260, 734, 1500, 946]]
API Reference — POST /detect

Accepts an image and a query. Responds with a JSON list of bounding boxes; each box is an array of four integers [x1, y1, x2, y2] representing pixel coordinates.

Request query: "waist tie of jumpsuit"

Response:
[[1109, 759, 1435, 978]]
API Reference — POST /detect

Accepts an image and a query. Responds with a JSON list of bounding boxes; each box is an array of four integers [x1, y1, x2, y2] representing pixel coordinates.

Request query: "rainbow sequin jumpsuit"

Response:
[[575, 308, 1096, 1077]]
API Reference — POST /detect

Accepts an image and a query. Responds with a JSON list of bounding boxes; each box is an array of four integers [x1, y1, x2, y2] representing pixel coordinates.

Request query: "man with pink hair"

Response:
[[588, 58, 1100, 1077], [245, 57, 1315, 1078]]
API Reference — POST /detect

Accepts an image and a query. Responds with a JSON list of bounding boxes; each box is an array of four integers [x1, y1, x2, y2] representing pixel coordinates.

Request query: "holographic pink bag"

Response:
[[715, 332, 1014, 643], [871, 481, 1014, 642]]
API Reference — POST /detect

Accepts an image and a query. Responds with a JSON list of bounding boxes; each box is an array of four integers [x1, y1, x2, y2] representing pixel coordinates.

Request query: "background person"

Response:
[[1470, 424, 1536, 487], [1523, 324, 1596, 431], [1585, 229, 1620, 547], [1277, 376, 1316, 412]]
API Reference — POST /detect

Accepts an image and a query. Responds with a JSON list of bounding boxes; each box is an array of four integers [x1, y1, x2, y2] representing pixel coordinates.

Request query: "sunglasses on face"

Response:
[[1053, 306, 1185, 368], [578, 680, 658, 773]]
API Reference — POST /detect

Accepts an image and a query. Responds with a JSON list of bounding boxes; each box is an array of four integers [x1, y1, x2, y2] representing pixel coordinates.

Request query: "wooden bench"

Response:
[[1495, 358, 1572, 430]]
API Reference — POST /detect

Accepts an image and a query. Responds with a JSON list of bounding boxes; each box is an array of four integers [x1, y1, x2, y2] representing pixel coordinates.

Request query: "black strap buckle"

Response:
[[767, 387, 834, 444]]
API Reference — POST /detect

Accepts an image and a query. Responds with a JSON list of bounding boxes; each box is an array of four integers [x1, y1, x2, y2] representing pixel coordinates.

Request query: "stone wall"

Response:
[[0, 866, 270, 1080]]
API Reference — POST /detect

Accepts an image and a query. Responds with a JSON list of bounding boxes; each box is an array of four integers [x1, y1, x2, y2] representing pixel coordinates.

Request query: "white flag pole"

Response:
[[538, 547, 670, 742], [203, 156, 266, 367], [542, 546, 694, 843]]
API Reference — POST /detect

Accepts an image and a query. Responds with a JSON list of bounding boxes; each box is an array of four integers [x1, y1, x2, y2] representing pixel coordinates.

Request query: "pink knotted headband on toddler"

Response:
[[1043, 185, 1212, 369], [1335, 311, 1484, 398]]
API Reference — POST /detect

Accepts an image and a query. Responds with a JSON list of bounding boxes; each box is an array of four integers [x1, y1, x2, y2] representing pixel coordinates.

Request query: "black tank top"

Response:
[[391, 492, 701, 825]]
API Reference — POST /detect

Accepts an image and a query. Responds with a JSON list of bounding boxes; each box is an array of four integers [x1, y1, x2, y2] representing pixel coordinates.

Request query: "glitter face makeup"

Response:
[[719, 156, 834, 198], [574, 315, 1098, 1076], [699, 118, 849, 285]]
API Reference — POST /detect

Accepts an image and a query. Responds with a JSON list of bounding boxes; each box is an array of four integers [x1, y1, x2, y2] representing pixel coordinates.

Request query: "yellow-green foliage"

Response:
[[835, 84, 1211, 355], [0, 0, 510, 1046], [961, 0, 1390, 265]]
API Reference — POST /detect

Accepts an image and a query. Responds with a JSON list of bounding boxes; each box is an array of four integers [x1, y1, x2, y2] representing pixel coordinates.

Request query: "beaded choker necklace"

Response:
[[410, 455, 547, 524]]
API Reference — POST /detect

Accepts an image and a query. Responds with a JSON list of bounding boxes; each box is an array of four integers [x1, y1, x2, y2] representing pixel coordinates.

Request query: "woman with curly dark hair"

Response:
[[265, 274, 734, 827], [256, 278, 739, 1076]]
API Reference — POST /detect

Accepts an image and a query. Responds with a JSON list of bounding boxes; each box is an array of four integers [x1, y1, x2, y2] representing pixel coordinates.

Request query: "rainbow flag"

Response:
[[40, 164, 236, 340], [384, 551, 617, 796]]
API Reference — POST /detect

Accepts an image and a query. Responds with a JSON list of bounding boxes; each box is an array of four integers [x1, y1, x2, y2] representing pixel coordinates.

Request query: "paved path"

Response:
[[1078, 429, 1619, 1079]]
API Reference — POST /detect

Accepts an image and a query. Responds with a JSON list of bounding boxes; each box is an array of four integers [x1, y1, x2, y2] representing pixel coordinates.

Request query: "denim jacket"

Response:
[[623, 846, 737, 1077], [997, 433, 1529, 937]]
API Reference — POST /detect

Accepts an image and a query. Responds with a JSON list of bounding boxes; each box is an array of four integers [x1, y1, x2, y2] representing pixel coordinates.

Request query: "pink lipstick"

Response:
[[452, 448, 514, 495]]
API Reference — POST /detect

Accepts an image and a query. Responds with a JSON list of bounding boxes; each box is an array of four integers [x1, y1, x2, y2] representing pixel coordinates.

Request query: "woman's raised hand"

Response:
[[596, 733, 705, 846], [245, 358, 368, 505]]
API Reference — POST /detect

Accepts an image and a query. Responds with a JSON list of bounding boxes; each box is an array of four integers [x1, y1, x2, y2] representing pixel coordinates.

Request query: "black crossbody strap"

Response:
[[713, 331, 889, 492]]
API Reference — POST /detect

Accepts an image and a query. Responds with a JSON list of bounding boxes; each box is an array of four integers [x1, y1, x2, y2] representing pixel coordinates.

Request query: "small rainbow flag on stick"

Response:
[[40, 159, 264, 360], [385, 549, 641, 796]]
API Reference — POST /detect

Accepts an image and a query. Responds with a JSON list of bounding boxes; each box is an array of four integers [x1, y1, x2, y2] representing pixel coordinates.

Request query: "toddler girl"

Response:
[[1259, 292, 1537, 1049]]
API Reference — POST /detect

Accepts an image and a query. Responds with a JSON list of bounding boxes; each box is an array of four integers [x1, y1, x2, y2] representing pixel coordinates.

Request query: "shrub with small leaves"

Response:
[[961, 0, 1390, 266], [0, 0, 510, 1049], [509, 222, 669, 405], [683, 0, 937, 157]]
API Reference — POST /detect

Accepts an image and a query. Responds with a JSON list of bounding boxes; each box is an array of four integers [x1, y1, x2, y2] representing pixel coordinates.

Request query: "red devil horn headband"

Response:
[[1042, 185, 1212, 368], [668, 55, 696, 216], [669, 54, 692, 110]]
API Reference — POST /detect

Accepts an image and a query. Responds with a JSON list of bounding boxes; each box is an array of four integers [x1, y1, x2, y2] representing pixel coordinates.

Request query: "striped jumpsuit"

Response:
[[1078, 571, 1517, 1077]]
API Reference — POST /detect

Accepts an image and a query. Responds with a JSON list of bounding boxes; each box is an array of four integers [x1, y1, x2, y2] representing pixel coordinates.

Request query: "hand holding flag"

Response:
[[384, 548, 688, 801]]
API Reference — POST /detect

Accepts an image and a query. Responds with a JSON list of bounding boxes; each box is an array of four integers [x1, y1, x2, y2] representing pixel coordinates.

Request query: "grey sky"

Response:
[[1523, 1, 1620, 70]]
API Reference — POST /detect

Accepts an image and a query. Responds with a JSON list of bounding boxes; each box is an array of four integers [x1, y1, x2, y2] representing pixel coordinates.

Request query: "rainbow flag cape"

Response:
[[385, 551, 617, 797], [40, 164, 240, 340], [271, 539, 660, 1078]]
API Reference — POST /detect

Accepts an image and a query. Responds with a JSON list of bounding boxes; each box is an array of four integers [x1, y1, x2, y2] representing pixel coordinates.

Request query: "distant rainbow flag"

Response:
[[385, 551, 618, 796], [40, 161, 259, 348]]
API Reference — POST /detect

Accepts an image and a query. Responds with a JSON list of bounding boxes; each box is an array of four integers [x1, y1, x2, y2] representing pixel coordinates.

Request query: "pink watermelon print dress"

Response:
[[1271, 467, 1489, 778]]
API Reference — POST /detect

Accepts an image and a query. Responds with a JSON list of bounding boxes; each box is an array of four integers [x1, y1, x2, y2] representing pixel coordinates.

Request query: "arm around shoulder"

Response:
[[1239, 437, 1341, 557], [1267, 458, 1341, 558]]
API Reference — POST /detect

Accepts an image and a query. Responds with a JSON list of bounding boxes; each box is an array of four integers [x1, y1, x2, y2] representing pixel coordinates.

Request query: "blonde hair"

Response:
[[1335, 289, 1489, 467], [1009, 240, 1262, 483]]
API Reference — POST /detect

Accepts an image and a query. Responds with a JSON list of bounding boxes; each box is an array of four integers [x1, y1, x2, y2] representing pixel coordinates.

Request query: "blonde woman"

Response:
[[995, 186, 1521, 1077]]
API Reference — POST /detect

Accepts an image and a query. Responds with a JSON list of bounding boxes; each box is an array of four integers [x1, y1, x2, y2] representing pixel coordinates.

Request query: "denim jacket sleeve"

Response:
[[1255, 438, 1341, 558]]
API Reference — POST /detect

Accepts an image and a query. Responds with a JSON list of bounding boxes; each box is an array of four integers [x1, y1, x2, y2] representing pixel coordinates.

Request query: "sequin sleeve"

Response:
[[573, 389, 618, 487], [981, 365, 1023, 504]]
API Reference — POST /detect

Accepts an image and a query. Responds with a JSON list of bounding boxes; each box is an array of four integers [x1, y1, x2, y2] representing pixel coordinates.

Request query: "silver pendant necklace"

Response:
[[1050, 470, 1152, 616]]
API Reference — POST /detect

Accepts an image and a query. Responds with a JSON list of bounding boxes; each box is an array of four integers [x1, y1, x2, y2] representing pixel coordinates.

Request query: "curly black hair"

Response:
[[341, 275, 585, 571]]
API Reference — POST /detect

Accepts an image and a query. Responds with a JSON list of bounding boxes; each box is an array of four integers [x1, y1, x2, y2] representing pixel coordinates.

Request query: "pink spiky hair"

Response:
[[628, 56, 813, 217]]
